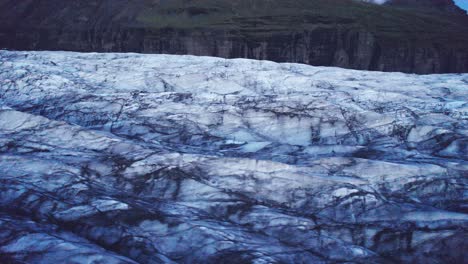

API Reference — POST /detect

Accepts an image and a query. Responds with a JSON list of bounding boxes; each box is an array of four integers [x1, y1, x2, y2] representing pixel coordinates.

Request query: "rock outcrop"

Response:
[[0, 51, 467, 263], [0, 0, 467, 73]]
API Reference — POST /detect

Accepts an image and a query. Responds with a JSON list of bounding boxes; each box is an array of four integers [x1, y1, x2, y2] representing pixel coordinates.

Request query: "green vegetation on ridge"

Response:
[[136, 0, 468, 43]]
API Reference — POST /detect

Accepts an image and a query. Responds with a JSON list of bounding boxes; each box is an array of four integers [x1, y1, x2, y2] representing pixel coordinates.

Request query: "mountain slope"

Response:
[[387, 0, 467, 15], [0, 0, 467, 73]]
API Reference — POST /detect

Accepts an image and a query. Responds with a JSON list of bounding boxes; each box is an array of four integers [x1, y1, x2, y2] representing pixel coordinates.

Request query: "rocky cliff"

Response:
[[0, 0, 467, 73], [0, 50, 467, 263]]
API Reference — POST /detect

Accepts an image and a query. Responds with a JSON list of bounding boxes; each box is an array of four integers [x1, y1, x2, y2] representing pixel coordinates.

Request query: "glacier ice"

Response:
[[0, 51, 467, 263]]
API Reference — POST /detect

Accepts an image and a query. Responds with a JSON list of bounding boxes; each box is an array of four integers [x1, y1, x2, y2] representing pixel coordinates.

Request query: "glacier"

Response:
[[0, 50, 467, 263]]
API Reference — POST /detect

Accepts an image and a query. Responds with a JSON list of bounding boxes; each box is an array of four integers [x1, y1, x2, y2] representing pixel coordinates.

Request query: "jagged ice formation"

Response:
[[0, 51, 467, 263]]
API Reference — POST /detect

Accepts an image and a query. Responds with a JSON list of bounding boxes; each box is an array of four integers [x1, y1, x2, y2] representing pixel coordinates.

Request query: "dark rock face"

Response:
[[388, 0, 467, 15], [0, 0, 467, 74], [0, 51, 467, 263]]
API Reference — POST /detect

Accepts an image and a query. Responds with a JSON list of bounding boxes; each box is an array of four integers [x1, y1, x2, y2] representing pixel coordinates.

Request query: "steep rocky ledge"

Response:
[[0, 0, 468, 73], [0, 51, 467, 263]]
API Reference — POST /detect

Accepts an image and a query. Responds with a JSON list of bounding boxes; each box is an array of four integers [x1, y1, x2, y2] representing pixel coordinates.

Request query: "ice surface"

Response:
[[0, 51, 466, 263]]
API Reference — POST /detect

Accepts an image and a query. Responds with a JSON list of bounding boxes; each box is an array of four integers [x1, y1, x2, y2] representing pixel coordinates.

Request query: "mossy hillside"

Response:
[[136, 0, 468, 44]]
